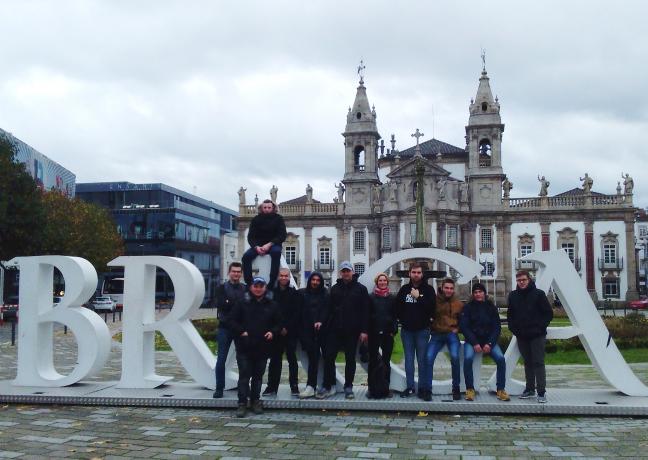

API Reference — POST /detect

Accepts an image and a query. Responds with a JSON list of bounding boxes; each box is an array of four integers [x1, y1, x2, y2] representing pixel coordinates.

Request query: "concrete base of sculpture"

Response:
[[1, 380, 647, 416]]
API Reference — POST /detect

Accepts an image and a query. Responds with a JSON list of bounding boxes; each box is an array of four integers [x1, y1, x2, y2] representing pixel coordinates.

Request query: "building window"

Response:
[[284, 246, 296, 266], [319, 247, 330, 266], [382, 226, 391, 249], [354, 263, 365, 275], [410, 223, 416, 244], [561, 242, 575, 262], [640, 226, 648, 238], [603, 279, 620, 298], [520, 243, 533, 257], [446, 225, 459, 249], [354, 230, 366, 252], [481, 261, 495, 276], [480, 227, 493, 249], [603, 243, 617, 264]]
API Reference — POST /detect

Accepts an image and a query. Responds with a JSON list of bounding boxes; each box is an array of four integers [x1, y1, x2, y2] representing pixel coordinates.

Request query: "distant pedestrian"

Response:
[[460, 283, 509, 402], [395, 263, 435, 401], [425, 278, 463, 400], [213, 262, 246, 399], [229, 277, 281, 417], [507, 270, 553, 403]]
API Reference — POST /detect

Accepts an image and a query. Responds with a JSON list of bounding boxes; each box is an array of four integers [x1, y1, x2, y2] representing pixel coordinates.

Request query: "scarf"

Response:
[[373, 286, 390, 297]]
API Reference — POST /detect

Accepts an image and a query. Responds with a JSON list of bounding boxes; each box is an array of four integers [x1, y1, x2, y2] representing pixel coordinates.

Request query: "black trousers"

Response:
[[267, 334, 299, 390], [517, 335, 547, 394], [322, 329, 360, 389], [236, 351, 268, 404], [367, 331, 394, 384], [300, 332, 325, 388]]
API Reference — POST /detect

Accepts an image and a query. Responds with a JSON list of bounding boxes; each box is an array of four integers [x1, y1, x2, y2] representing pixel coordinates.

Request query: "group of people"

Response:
[[214, 198, 554, 418]]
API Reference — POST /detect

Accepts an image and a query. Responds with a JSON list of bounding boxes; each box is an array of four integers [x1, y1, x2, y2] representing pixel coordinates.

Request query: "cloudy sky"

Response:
[[1, 0, 647, 210]]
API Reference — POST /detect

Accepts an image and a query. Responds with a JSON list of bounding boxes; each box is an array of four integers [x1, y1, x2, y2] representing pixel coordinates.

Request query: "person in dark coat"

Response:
[[460, 283, 510, 402], [241, 199, 287, 288], [507, 270, 553, 403], [367, 272, 397, 396], [213, 262, 246, 399], [317, 261, 370, 400], [394, 262, 436, 401], [298, 271, 329, 399], [228, 276, 281, 417], [264, 268, 301, 396]]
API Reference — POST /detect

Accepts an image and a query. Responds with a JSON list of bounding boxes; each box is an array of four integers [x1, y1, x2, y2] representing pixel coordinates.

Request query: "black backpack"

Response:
[[367, 359, 390, 399]]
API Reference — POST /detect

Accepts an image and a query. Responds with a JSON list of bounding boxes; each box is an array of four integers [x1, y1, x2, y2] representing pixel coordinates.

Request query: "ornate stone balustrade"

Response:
[[240, 202, 342, 217], [506, 193, 631, 209]]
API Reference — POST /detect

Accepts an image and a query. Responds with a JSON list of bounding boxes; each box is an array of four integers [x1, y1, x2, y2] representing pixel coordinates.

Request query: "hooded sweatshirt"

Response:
[[299, 272, 330, 335]]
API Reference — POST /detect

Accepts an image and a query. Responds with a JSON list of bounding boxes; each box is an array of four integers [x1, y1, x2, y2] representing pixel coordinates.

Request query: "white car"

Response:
[[92, 296, 116, 312]]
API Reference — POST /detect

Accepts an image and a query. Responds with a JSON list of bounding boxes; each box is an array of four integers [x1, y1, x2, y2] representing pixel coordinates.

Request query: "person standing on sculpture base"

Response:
[[395, 262, 435, 401], [460, 283, 510, 402], [229, 276, 281, 418], [507, 270, 553, 404], [264, 268, 301, 397], [242, 199, 287, 289], [213, 262, 247, 399]]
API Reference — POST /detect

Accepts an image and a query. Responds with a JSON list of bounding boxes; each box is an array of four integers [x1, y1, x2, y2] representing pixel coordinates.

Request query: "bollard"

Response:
[[112, 310, 116, 322], [64, 325, 67, 334], [119, 310, 122, 321], [11, 320, 16, 346], [104, 312, 108, 322]]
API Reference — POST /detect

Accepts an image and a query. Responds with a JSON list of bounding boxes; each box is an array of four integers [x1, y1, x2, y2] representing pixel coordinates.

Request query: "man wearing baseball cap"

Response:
[[228, 276, 281, 417], [318, 261, 370, 400]]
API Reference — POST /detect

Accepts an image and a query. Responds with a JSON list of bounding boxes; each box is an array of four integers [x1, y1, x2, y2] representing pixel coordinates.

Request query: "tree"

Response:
[[0, 135, 46, 261], [40, 191, 123, 271]]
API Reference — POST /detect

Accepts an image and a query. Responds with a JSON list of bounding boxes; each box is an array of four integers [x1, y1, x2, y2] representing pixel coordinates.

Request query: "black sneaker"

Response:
[[290, 385, 300, 396], [400, 388, 415, 398], [252, 400, 264, 414], [262, 387, 277, 397], [519, 389, 536, 399], [235, 404, 247, 418], [452, 388, 461, 401], [421, 390, 431, 402], [212, 389, 223, 399]]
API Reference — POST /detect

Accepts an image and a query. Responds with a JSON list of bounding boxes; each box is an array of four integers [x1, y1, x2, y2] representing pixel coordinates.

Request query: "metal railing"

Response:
[[598, 257, 624, 271]]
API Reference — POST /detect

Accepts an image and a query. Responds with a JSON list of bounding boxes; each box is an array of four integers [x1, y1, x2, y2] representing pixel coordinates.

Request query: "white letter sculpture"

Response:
[[109, 256, 216, 389], [12, 256, 111, 387], [491, 250, 648, 396]]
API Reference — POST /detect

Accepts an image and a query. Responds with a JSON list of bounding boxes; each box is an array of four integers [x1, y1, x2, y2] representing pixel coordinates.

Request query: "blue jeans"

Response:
[[400, 328, 430, 391], [425, 332, 460, 391], [242, 243, 283, 287], [215, 327, 234, 392], [463, 343, 506, 391]]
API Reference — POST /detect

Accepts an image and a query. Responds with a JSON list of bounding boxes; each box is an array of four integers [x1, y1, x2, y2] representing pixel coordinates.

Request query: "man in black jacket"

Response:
[[507, 270, 553, 403], [395, 262, 435, 401], [213, 262, 246, 398], [264, 268, 301, 397], [229, 276, 281, 417], [299, 271, 329, 399], [242, 199, 287, 288], [318, 261, 369, 400]]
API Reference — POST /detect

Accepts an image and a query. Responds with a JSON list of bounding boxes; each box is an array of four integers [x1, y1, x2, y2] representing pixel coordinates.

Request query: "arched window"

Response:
[[479, 138, 492, 167], [354, 145, 365, 172], [481, 102, 488, 112]]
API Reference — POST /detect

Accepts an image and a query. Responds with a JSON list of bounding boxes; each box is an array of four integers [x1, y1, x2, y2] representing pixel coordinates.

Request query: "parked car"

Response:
[[628, 296, 648, 310], [92, 296, 116, 312]]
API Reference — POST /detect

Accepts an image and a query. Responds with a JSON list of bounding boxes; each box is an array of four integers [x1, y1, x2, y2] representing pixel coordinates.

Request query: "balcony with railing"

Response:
[[240, 201, 341, 217], [507, 193, 629, 210], [313, 259, 335, 272], [598, 257, 624, 271], [515, 258, 538, 271]]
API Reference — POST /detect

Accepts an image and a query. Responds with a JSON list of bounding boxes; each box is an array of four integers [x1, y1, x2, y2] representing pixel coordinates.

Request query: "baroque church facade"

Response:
[[237, 67, 639, 304]]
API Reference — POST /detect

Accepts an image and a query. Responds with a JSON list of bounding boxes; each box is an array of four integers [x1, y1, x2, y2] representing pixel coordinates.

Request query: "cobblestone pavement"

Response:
[[1, 318, 648, 459]]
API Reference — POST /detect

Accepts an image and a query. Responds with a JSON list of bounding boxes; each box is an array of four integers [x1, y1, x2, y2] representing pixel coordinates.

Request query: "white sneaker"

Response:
[[299, 385, 316, 399]]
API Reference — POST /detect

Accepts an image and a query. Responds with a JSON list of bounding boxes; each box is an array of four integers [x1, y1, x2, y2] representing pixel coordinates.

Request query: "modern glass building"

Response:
[[76, 182, 237, 304], [0, 128, 76, 196]]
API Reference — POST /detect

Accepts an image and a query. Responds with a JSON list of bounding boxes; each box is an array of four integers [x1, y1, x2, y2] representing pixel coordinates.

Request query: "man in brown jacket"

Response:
[[424, 278, 464, 400]]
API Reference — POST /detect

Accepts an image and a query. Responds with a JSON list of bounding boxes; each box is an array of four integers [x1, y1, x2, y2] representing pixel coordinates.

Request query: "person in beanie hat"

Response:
[[459, 282, 510, 402]]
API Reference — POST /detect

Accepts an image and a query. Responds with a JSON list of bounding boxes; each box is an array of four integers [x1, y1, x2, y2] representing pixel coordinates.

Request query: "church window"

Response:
[[520, 243, 533, 258], [561, 243, 575, 262], [382, 226, 391, 250], [284, 246, 297, 266], [356, 112, 362, 120], [480, 227, 493, 249], [479, 138, 492, 167], [481, 261, 495, 277], [639, 225, 648, 238], [557, 227, 579, 270], [603, 243, 617, 264], [354, 263, 366, 275], [446, 225, 459, 249], [412, 181, 418, 201], [319, 247, 330, 266], [409, 223, 416, 244], [354, 145, 365, 172], [599, 232, 621, 270], [481, 102, 488, 112], [354, 230, 366, 252]]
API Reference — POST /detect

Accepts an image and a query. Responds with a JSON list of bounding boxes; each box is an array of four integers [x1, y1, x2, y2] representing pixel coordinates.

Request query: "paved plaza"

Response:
[[1, 316, 648, 458]]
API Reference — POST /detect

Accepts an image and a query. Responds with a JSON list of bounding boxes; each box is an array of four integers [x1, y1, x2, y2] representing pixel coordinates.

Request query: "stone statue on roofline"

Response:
[[622, 173, 634, 195], [580, 173, 593, 194], [538, 175, 549, 197], [238, 187, 247, 205], [270, 185, 278, 203]]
